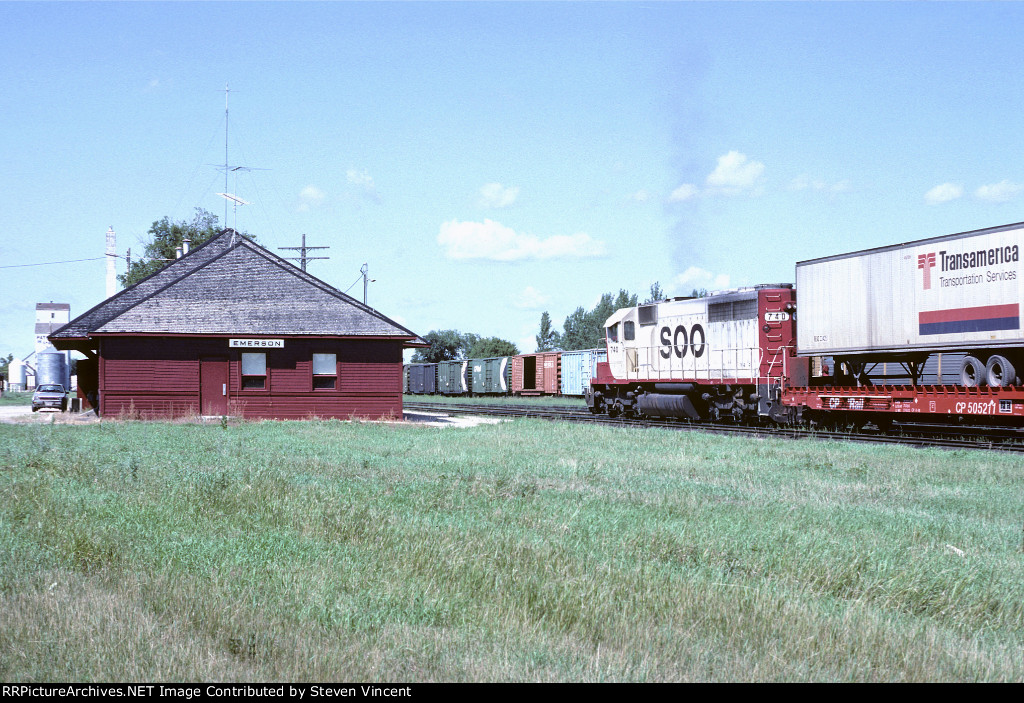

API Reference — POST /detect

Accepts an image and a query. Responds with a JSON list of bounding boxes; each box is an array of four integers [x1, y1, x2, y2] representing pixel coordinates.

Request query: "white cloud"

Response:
[[298, 185, 326, 212], [479, 182, 520, 209], [346, 169, 373, 188], [706, 151, 765, 191], [515, 286, 549, 309], [346, 169, 380, 201], [924, 183, 963, 205], [437, 219, 607, 261], [629, 189, 652, 203], [669, 151, 765, 202], [975, 180, 1024, 203], [667, 266, 731, 296], [669, 184, 699, 202]]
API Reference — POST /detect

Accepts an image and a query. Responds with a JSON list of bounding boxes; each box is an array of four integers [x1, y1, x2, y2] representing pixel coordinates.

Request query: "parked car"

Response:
[[32, 384, 67, 412]]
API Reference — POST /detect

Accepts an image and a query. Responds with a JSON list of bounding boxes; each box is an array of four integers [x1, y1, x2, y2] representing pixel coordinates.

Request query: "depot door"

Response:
[[200, 357, 229, 415]]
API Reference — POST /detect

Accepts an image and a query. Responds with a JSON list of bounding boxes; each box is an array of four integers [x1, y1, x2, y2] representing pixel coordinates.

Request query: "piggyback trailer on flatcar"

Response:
[[779, 221, 1024, 426]]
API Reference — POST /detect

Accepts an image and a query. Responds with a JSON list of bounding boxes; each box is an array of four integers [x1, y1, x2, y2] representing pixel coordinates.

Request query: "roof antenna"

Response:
[[215, 84, 266, 241]]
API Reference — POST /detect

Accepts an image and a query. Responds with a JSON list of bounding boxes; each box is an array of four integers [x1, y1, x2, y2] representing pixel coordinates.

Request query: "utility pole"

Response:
[[279, 234, 329, 272], [361, 263, 375, 304]]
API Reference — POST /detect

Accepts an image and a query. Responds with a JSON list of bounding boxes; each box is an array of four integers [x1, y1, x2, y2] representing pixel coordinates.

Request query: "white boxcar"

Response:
[[797, 222, 1024, 357]]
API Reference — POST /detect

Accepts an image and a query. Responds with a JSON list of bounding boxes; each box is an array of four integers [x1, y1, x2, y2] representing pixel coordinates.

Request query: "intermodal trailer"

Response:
[[796, 222, 1024, 358], [560, 348, 607, 396], [511, 352, 560, 396]]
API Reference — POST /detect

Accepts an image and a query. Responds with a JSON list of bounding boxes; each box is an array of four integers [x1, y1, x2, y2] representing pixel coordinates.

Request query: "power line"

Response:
[[0, 256, 122, 269]]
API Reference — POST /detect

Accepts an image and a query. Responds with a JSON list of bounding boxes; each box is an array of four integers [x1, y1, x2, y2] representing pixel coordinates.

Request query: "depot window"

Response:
[[312, 353, 337, 390], [241, 352, 267, 390]]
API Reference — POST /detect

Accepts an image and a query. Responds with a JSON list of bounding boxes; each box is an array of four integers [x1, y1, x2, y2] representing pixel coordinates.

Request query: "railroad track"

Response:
[[403, 401, 1024, 453]]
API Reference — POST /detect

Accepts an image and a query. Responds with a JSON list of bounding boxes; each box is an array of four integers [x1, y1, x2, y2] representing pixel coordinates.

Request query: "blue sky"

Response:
[[4, 1, 1024, 361]]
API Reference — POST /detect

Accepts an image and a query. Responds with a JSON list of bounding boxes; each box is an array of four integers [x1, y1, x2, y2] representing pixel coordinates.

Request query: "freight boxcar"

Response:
[[560, 348, 607, 396], [469, 356, 511, 395], [405, 363, 437, 394], [797, 221, 1024, 387], [437, 360, 469, 395], [511, 352, 560, 396]]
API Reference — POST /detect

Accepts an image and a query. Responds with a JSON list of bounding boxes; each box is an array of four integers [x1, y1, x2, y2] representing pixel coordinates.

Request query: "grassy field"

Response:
[[1, 417, 1022, 681], [0, 391, 32, 406]]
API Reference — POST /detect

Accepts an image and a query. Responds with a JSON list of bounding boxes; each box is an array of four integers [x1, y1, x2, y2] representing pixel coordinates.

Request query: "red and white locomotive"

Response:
[[587, 284, 797, 423], [589, 221, 1024, 427]]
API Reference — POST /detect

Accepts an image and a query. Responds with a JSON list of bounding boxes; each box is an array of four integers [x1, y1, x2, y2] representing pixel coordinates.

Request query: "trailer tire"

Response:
[[986, 355, 1018, 388], [959, 356, 985, 388]]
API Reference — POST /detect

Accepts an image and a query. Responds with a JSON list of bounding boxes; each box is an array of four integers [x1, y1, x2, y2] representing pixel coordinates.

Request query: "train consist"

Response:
[[589, 221, 1024, 427], [405, 348, 606, 398]]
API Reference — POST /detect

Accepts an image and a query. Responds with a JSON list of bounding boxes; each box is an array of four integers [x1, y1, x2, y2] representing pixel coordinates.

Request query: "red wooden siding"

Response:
[[98, 337, 404, 420]]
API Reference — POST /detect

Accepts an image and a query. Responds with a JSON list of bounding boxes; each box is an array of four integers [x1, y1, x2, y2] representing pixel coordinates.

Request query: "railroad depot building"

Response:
[[49, 230, 426, 419]]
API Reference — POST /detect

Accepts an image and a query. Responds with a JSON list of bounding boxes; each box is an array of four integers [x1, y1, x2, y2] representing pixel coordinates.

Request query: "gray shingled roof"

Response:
[[51, 230, 426, 344]]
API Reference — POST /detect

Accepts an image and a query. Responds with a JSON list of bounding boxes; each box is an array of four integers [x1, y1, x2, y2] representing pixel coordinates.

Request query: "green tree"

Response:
[[535, 311, 560, 352], [411, 330, 481, 362], [119, 208, 253, 287], [467, 337, 519, 358], [644, 281, 666, 304], [689, 288, 708, 298], [560, 289, 638, 350], [0, 353, 13, 378], [559, 305, 591, 351]]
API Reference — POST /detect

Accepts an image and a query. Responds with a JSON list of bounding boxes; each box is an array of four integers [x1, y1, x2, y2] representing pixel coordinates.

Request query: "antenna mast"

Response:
[[224, 83, 230, 226]]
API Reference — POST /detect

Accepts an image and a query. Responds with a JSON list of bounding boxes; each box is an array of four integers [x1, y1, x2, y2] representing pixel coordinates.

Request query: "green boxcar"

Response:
[[468, 356, 511, 395], [437, 360, 469, 395]]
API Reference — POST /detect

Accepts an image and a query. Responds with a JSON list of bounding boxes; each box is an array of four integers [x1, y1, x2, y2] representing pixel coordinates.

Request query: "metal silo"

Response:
[[36, 351, 68, 389], [8, 358, 26, 391]]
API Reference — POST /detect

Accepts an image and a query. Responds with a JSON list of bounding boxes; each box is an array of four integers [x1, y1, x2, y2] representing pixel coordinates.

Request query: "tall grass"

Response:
[[0, 391, 32, 406], [1, 418, 1021, 681]]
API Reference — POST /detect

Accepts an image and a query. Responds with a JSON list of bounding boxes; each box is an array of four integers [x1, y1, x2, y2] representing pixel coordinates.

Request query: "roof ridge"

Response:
[[51, 230, 239, 339], [236, 239, 422, 339]]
